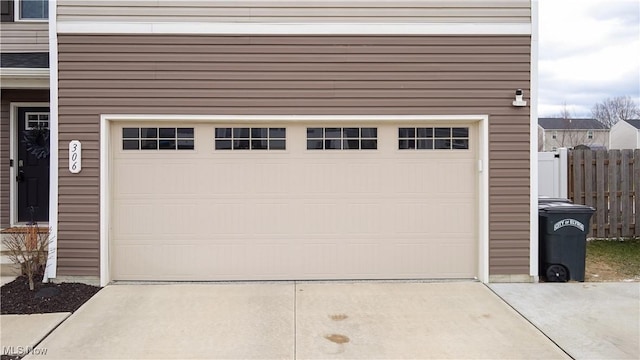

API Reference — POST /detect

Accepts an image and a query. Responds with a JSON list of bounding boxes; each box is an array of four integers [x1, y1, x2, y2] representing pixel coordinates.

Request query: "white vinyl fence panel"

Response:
[[538, 148, 568, 198]]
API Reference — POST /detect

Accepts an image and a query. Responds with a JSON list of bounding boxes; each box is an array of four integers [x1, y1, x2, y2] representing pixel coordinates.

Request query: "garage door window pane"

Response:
[[123, 128, 139, 138], [325, 128, 341, 138], [452, 139, 469, 149], [177, 128, 194, 138], [399, 127, 469, 151], [178, 140, 195, 150], [159, 128, 176, 138], [216, 127, 286, 150], [343, 139, 360, 149], [343, 128, 359, 138], [252, 139, 269, 150], [307, 128, 323, 138], [307, 139, 323, 149], [233, 128, 250, 138], [417, 128, 433, 138], [399, 128, 415, 138], [270, 128, 286, 138], [141, 140, 157, 150], [122, 140, 139, 150], [159, 140, 176, 150], [215, 140, 232, 150], [435, 139, 451, 149], [399, 139, 415, 150], [267, 128, 286, 150], [250, 127, 268, 149], [123, 127, 194, 151], [234, 140, 250, 149], [141, 128, 157, 138], [270, 139, 286, 150], [307, 127, 378, 150], [435, 128, 451, 138], [361, 139, 378, 149], [452, 128, 469, 137], [325, 139, 342, 150], [417, 139, 433, 150], [252, 128, 268, 138], [216, 128, 232, 138], [361, 128, 377, 138]]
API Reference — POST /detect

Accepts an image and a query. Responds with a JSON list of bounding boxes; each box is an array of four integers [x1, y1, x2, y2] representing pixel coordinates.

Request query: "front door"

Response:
[[17, 107, 50, 223]]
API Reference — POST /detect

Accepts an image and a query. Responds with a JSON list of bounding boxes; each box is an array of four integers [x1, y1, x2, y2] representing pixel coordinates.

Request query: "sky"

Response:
[[538, 0, 640, 118]]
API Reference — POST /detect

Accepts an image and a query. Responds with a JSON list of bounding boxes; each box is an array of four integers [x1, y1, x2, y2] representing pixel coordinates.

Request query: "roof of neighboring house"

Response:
[[0, 53, 49, 68], [622, 119, 640, 129], [538, 118, 608, 130], [573, 144, 607, 150]]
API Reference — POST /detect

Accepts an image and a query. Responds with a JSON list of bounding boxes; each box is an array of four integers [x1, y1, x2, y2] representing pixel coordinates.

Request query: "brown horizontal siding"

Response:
[[490, 105, 531, 275], [57, 34, 531, 277], [57, 0, 530, 23], [60, 80, 529, 90], [61, 54, 531, 64], [61, 99, 526, 108], [58, 44, 531, 54], [58, 68, 530, 81], [0, 22, 49, 52], [0, 89, 50, 228], [59, 89, 522, 99], [57, 230, 99, 241]]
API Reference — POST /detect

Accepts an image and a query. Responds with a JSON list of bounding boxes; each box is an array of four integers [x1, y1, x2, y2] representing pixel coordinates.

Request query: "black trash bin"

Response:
[[538, 202, 595, 282], [538, 196, 572, 204]]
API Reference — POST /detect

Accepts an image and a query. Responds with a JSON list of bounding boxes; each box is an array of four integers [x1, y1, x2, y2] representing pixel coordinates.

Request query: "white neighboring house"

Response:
[[538, 118, 609, 151], [609, 119, 640, 149]]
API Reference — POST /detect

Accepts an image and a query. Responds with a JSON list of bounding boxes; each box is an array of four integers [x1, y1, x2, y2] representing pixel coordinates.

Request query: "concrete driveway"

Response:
[[25, 281, 568, 359], [490, 282, 640, 360]]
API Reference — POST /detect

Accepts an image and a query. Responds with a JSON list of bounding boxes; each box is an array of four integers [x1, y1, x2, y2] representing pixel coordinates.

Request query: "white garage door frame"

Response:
[[99, 114, 489, 286]]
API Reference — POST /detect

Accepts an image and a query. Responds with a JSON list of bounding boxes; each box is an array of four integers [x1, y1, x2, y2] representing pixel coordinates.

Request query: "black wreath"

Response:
[[22, 128, 50, 159]]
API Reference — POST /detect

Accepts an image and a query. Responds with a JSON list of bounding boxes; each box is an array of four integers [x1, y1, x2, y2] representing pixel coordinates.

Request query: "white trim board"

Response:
[[45, 0, 59, 282], [0, 68, 49, 77], [101, 114, 486, 122], [0, 69, 50, 89], [58, 22, 532, 35], [99, 114, 490, 286], [529, 0, 539, 281]]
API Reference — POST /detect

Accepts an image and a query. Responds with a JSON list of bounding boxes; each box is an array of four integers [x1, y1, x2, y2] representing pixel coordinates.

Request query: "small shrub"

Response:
[[2, 225, 50, 291]]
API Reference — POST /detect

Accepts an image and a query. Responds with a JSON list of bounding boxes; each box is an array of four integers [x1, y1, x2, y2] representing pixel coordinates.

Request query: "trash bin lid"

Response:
[[538, 196, 572, 204], [538, 202, 595, 214]]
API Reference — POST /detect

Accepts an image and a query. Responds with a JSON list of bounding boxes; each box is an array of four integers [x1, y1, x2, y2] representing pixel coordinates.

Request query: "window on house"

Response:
[[215, 127, 286, 150], [25, 112, 49, 129], [587, 130, 593, 139], [552, 131, 557, 139], [306, 127, 378, 150], [398, 127, 469, 150], [122, 127, 195, 150], [19, 0, 48, 20]]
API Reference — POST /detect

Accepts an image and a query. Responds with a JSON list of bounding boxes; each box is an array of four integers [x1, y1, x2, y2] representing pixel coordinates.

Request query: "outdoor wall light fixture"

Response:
[[512, 89, 527, 107]]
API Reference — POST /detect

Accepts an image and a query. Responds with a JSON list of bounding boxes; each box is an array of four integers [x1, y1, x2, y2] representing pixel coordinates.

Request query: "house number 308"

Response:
[[69, 140, 82, 174]]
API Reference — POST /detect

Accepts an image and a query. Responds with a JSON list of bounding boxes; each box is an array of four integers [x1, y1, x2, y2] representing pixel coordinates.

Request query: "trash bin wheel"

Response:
[[546, 264, 568, 282]]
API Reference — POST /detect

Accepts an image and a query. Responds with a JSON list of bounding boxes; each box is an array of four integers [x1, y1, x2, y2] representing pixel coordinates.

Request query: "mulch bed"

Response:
[[1, 274, 101, 315]]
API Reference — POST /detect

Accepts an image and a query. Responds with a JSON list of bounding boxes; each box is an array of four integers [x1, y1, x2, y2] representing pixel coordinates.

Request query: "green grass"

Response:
[[587, 238, 640, 278]]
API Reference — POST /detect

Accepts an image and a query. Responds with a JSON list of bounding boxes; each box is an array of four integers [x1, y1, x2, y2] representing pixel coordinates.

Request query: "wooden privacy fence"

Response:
[[568, 149, 640, 238]]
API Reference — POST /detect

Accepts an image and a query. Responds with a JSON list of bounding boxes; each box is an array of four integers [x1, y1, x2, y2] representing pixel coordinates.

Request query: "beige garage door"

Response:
[[111, 122, 478, 281]]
